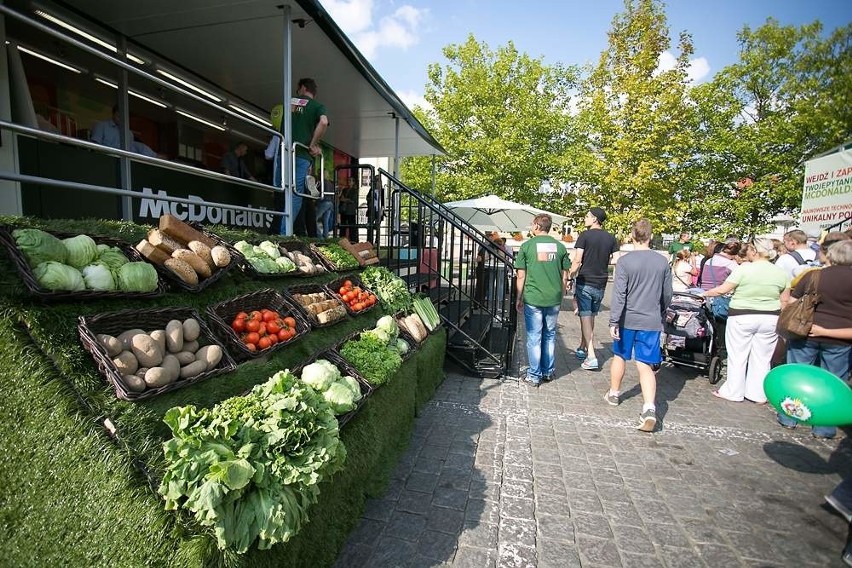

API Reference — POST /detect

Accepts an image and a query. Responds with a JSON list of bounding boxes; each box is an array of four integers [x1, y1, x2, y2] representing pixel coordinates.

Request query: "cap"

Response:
[[589, 207, 607, 225]]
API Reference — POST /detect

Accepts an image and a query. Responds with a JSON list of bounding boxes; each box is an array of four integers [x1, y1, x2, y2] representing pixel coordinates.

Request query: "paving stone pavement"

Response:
[[336, 293, 852, 567]]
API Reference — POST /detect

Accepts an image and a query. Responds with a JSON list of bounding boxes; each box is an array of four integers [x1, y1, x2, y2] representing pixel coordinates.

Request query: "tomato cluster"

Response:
[[231, 309, 298, 352], [337, 279, 377, 312]]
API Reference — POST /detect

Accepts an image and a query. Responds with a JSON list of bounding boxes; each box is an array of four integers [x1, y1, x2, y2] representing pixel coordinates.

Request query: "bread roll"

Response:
[[172, 249, 212, 278], [147, 229, 185, 254], [164, 258, 199, 286], [188, 240, 215, 270], [210, 245, 231, 268], [135, 239, 170, 265]]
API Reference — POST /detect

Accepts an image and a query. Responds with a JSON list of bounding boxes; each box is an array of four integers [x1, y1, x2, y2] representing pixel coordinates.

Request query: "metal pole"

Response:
[[116, 35, 132, 220], [393, 114, 400, 179], [281, 5, 294, 235], [431, 154, 436, 197]]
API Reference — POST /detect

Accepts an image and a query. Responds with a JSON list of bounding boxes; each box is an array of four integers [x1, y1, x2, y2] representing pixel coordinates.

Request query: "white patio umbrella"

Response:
[[442, 194, 569, 231]]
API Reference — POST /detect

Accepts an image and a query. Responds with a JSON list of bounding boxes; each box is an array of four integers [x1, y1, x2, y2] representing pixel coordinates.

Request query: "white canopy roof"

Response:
[[443, 194, 569, 230]]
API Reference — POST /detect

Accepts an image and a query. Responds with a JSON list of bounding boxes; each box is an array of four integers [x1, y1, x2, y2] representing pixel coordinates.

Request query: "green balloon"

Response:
[[764, 363, 852, 426]]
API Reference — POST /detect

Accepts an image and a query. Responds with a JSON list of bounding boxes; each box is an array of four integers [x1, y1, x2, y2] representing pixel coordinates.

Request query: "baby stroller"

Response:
[[662, 292, 724, 384]]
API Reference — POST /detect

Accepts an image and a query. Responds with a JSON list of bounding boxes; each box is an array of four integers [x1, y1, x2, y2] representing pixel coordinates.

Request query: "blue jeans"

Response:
[[280, 157, 310, 234], [575, 283, 605, 316], [524, 304, 560, 382], [778, 339, 851, 437], [315, 198, 334, 238]]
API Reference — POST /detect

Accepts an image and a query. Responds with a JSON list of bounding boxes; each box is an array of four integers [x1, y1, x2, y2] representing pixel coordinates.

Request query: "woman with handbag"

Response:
[[671, 249, 697, 292], [701, 239, 790, 403], [777, 236, 852, 438]]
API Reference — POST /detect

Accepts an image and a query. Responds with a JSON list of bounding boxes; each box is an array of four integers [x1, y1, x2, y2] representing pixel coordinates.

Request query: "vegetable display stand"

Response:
[[326, 274, 379, 316], [0, 225, 167, 301], [285, 283, 349, 328], [293, 350, 374, 429], [206, 288, 310, 360], [78, 307, 237, 401]]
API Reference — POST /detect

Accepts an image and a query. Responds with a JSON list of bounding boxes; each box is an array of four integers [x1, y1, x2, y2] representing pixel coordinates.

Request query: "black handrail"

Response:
[[827, 215, 852, 233]]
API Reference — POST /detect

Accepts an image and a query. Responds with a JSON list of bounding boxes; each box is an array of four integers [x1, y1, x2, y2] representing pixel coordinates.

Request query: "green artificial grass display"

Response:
[[0, 215, 447, 567]]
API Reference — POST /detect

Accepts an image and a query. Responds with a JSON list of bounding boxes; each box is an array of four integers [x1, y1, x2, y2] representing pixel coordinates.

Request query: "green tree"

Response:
[[686, 20, 852, 237], [400, 35, 579, 210]]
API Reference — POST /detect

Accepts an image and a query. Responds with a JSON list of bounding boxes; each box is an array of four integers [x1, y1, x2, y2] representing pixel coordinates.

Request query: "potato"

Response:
[[182, 340, 200, 354], [174, 351, 196, 365], [113, 351, 138, 375], [162, 354, 181, 381], [131, 334, 164, 368], [149, 329, 167, 355], [179, 360, 207, 379], [121, 374, 146, 393], [117, 329, 146, 350], [182, 318, 201, 342], [144, 366, 176, 388], [195, 345, 223, 371], [136, 367, 149, 378], [165, 320, 184, 353], [96, 334, 123, 357]]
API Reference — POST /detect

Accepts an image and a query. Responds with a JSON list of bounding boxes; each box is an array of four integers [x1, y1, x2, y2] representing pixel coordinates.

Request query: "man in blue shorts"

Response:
[[569, 207, 619, 370], [604, 218, 672, 432]]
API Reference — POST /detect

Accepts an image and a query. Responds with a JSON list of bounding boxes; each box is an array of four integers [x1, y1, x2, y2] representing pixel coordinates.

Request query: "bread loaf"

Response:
[[147, 229, 185, 254], [135, 239, 170, 265], [159, 214, 216, 248], [210, 245, 231, 268], [172, 249, 212, 278], [164, 258, 199, 286], [188, 241, 215, 270]]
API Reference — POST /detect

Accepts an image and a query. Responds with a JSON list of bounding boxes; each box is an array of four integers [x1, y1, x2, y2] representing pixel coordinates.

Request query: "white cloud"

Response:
[[323, 1, 428, 59], [655, 50, 710, 84], [397, 89, 432, 112]]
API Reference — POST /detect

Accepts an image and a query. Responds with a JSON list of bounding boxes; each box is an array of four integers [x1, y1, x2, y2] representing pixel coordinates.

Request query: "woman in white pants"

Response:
[[702, 239, 790, 403]]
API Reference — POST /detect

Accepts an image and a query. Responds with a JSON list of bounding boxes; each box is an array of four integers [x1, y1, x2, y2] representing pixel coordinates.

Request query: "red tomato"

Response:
[[344, 280, 353, 289], [258, 336, 272, 350], [339, 286, 348, 295], [246, 319, 261, 333], [263, 310, 277, 322], [278, 329, 289, 342], [258, 322, 267, 336], [236, 311, 248, 320], [283, 316, 297, 329], [245, 332, 260, 345], [232, 319, 246, 333], [285, 328, 296, 340], [249, 310, 262, 320], [268, 334, 279, 345], [267, 321, 281, 334], [354, 302, 365, 311]]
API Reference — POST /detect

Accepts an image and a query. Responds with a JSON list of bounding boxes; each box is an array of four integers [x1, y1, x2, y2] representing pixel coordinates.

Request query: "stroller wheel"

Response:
[[709, 356, 724, 385]]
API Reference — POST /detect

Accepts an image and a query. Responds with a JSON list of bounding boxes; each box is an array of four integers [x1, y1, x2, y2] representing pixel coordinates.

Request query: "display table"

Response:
[[0, 216, 446, 567]]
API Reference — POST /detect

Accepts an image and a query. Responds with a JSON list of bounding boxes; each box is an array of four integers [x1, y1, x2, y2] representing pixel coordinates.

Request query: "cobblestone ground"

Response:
[[336, 295, 852, 567]]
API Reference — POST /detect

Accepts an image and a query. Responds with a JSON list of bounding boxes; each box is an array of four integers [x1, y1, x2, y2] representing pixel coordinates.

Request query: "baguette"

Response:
[[159, 214, 216, 248], [135, 239, 170, 265], [164, 258, 199, 286], [147, 229, 185, 255], [188, 241, 215, 270], [172, 249, 212, 278]]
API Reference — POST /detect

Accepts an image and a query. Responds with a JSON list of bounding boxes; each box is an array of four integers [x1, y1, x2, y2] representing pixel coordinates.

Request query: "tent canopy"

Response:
[[442, 194, 569, 231]]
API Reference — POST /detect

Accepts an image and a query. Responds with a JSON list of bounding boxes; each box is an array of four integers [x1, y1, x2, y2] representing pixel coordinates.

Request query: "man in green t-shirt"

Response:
[[515, 214, 571, 386], [668, 232, 693, 261]]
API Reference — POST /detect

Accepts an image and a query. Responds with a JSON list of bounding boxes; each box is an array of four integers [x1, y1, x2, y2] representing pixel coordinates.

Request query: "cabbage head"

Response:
[[116, 262, 158, 292], [247, 256, 279, 274], [13, 228, 68, 267], [259, 241, 281, 259], [376, 316, 399, 341], [396, 338, 410, 355], [233, 240, 254, 256], [34, 261, 85, 291], [274, 256, 295, 273], [301, 359, 340, 391], [82, 263, 117, 291], [62, 234, 98, 268], [323, 382, 356, 414], [342, 376, 362, 402], [97, 246, 129, 271]]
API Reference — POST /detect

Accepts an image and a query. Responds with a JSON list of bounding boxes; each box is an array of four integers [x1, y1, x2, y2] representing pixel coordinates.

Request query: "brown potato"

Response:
[[179, 360, 207, 379], [195, 345, 223, 371], [161, 354, 181, 381], [117, 329, 146, 350], [182, 340, 200, 354], [165, 320, 184, 353], [182, 318, 201, 342], [144, 367, 176, 388], [149, 329, 167, 355], [113, 351, 138, 375], [174, 351, 196, 365], [96, 334, 123, 357], [122, 374, 147, 393], [131, 334, 164, 368]]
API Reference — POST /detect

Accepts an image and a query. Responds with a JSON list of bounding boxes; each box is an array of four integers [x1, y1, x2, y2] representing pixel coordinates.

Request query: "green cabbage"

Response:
[[301, 359, 340, 391], [342, 376, 362, 402], [396, 338, 410, 355], [274, 256, 295, 272], [259, 241, 281, 259], [247, 256, 280, 274], [33, 261, 85, 291], [323, 382, 356, 414], [13, 228, 68, 267], [82, 263, 117, 291], [97, 246, 129, 271], [116, 262, 158, 292], [376, 316, 399, 342], [62, 234, 98, 268], [234, 240, 254, 255]]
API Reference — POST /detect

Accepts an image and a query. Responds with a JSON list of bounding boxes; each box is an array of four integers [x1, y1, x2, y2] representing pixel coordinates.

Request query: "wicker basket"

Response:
[[394, 311, 439, 344], [78, 307, 237, 402], [149, 224, 240, 293], [277, 240, 331, 277], [284, 283, 348, 328], [325, 273, 378, 316], [292, 350, 374, 429], [334, 329, 411, 388], [206, 288, 310, 360], [0, 226, 167, 301], [230, 239, 325, 279], [310, 243, 360, 272]]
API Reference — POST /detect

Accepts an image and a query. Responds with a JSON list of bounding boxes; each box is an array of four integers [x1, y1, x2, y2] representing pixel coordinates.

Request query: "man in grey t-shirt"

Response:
[[604, 219, 672, 432]]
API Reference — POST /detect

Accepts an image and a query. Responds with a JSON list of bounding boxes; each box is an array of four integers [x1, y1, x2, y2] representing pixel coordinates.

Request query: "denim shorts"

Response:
[[575, 283, 605, 316], [612, 329, 662, 365]]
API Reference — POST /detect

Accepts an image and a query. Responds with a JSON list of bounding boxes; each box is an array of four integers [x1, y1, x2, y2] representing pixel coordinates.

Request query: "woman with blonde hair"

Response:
[[702, 238, 790, 402], [671, 248, 696, 292]]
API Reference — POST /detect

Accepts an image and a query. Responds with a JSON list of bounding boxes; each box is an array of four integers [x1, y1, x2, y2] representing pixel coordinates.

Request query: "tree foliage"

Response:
[[400, 35, 579, 208]]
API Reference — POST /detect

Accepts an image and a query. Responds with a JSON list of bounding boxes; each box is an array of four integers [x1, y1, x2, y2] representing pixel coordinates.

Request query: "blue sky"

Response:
[[323, 0, 851, 109]]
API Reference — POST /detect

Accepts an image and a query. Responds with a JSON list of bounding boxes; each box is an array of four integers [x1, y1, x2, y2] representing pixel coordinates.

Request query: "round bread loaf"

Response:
[[188, 240, 215, 270], [211, 245, 231, 268], [173, 249, 212, 278], [164, 257, 199, 286]]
